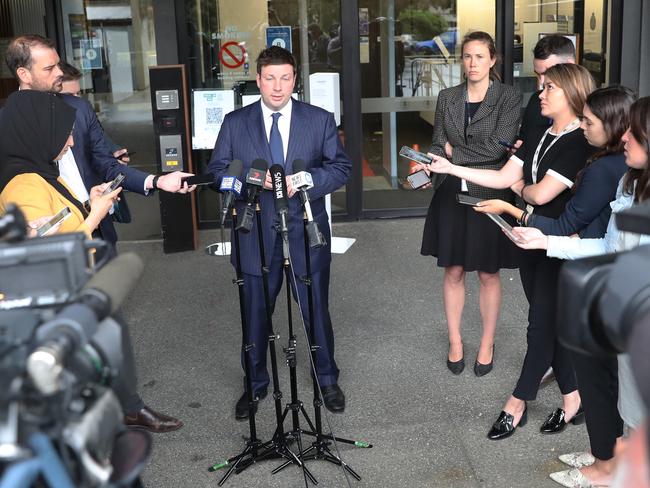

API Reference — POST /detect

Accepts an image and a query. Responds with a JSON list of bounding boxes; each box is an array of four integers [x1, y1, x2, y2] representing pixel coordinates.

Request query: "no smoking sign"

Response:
[[219, 42, 246, 69]]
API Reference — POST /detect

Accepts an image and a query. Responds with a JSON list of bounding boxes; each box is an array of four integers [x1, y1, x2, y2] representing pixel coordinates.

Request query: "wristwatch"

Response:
[[151, 174, 161, 191]]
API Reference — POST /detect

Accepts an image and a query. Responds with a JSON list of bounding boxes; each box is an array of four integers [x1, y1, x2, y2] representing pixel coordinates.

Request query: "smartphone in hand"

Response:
[[36, 207, 72, 236], [456, 194, 483, 206], [406, 169, 431, 189], [486, 213, 521, 243], [102, 173, 126, 196], [399, 146, 432, 165], [181, 174, 214, 186]]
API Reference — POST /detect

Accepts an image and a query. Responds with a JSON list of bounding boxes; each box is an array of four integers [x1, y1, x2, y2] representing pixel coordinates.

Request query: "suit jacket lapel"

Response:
[[247, 101, 273, 163], [469, 80, 500, 125], [285, 100, 304, 173], [448, 87, 466, 139]]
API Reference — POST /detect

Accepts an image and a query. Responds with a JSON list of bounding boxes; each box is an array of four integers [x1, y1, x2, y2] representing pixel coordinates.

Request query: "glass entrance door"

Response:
[[181, 0, 343, 227], [359, 1, 496, 213], [512, 0, 610, 106]]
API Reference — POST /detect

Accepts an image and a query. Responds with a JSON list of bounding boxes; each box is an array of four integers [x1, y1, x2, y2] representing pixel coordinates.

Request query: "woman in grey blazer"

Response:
[[417, 31, 522, 377]]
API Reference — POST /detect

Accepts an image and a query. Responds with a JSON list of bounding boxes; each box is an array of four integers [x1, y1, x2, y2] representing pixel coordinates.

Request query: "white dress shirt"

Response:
[[260, 98, 292, 161], [57, 149, 90, 202]]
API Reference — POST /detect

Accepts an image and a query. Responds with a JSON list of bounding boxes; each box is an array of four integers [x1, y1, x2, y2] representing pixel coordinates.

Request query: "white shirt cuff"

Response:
[[511, 155, 524, 167], [144, 174, 155, 195]]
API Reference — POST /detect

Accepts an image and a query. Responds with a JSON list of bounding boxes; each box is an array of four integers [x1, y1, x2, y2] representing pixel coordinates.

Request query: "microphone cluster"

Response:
[[219, 159, 326, 249]]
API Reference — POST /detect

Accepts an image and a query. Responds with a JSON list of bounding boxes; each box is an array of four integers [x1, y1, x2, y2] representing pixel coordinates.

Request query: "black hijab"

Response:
[[0, 90, 86, 215]]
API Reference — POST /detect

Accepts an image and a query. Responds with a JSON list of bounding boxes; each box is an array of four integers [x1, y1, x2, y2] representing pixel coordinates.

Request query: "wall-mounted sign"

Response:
[[80, 38, 102, 70], [192, 89, 236, 150], [266, 26, 292, 53], [219, 41, 247, 69]]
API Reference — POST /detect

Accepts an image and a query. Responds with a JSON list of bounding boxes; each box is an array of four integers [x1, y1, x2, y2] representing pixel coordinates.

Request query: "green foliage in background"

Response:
[[398, 8, 448, 40]]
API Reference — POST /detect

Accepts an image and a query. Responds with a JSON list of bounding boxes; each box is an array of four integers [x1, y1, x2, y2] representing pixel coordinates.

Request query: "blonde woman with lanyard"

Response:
[[425, 63, 596, 440]]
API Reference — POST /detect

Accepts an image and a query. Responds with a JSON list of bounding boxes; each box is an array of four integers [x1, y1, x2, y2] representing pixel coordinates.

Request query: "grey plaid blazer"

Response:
[[429, 79, 522, 200]]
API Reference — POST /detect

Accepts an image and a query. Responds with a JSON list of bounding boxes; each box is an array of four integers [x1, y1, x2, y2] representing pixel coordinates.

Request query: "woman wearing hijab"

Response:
[[0, 89, 184, 433], [0, 90, 119, 235]]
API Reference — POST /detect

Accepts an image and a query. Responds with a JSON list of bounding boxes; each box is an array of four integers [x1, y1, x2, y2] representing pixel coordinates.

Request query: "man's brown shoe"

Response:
[[124, 406, 183, 433]]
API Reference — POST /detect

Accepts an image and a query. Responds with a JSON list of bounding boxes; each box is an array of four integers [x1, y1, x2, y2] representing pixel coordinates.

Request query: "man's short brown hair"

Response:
[[60, 61, 82, 82], [5, 35, 57, 79], [256, 46, 296, 75]]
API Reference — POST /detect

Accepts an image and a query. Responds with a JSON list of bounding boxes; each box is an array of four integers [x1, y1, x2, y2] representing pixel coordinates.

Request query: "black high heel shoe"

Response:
[[474, 345, 494, 377], [487, 403, 527, 440], [540, 406, 585, 434], [446, 343, 464, 375]]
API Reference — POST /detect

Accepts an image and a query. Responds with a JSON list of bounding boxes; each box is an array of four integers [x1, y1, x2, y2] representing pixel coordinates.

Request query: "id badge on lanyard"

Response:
[[530, 119, 580, 183]]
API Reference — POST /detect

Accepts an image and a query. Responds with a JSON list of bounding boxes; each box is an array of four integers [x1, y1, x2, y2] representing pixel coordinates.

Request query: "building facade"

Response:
[[1, 0, 648, 227]]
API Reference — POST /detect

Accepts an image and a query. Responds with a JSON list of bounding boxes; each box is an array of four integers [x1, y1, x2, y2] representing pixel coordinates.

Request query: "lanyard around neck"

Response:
[[531, 118, 580, 183]]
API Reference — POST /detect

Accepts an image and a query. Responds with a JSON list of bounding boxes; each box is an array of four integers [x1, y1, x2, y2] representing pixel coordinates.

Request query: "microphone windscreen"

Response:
[[246, 159, 268, 187], [228, 159, 244, 178], [82, 252, 144, 315], [292, 159, 306, 173], [270, 164, 288, 212], [251, 158, 268, 171]]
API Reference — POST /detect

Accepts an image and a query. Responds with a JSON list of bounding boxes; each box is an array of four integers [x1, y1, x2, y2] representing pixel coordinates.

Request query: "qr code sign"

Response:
[[206, 107, 223, 125]]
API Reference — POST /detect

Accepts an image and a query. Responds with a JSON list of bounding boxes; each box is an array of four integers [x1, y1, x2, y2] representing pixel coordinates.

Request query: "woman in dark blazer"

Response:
[[415, 31, 522, 377]]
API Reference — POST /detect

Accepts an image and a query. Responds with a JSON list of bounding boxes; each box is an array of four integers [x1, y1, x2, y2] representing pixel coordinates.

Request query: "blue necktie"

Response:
[[269, 112, 284, 166]]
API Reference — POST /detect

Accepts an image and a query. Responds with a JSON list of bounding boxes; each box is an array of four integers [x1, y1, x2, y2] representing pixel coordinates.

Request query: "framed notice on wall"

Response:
[[191, 89, 236, 150]]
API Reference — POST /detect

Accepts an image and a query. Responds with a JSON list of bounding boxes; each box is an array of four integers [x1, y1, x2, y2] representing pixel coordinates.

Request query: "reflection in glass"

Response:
[[361, 1, 495, 211], [183, 0, 344, 224], [58, 0, 160, 239], [513, 1, 608, 106]]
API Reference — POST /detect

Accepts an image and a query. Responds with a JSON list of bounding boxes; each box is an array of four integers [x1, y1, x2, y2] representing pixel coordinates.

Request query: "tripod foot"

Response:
[[301, 445, 362, 481], [354, 441, 373, 448], [208, 459, 229, 472]]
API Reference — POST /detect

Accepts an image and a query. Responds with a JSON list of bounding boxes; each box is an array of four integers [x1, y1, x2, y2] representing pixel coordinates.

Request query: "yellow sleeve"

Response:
[[0, 174, 92, 239]]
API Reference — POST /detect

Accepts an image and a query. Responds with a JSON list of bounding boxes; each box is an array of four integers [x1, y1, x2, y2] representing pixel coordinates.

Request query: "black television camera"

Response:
[[557, 199, 650, 409], [0, 205, 150, 487]]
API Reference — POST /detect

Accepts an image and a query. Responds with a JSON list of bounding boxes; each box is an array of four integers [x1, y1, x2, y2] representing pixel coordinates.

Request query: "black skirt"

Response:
[[420, 175, 521, 273]]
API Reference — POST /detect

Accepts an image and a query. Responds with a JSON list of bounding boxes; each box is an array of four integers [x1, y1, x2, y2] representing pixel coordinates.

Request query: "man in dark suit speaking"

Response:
[[208, 46, 351, 419]]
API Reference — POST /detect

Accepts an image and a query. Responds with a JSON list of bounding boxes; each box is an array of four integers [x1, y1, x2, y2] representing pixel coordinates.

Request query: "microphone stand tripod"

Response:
[[228, 199, 314, 484], [273, 209, 371, 482], [208, 207, 262, 485]]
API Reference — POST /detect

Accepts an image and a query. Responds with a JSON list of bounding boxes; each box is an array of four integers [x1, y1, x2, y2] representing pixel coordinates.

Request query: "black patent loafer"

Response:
[[487, 405, 527, 440], [540, 406, 585, 434]]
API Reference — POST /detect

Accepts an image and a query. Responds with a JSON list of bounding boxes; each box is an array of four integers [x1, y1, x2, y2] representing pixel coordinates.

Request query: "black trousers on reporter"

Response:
[[513, 251, 577, 400], [573, 351, 623, 460], [111, 311, 145, 415]]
